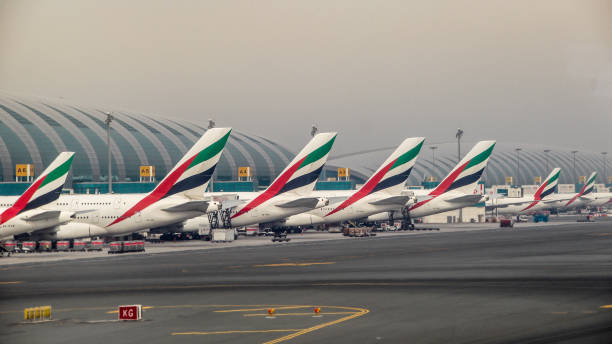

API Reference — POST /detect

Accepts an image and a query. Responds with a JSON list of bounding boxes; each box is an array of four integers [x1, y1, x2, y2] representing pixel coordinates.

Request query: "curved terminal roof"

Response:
[[0, 93, 302, 186], [329, 141, 609, 186]]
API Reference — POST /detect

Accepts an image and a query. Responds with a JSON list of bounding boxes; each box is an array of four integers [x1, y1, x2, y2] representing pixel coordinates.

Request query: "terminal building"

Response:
[[0, 93, 609, 196], [0, 93, 367, 194]]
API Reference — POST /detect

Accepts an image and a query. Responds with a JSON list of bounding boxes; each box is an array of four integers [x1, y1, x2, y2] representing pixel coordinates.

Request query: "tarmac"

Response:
[[1, 218, 611, 343]]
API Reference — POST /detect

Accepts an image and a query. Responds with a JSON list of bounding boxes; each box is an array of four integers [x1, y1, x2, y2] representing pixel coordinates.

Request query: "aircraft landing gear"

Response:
[[271, 229, 291, 242], [401, 207, 415, 230]]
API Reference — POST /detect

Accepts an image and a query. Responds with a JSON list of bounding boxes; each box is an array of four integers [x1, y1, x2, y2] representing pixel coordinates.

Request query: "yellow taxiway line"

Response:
[[173, 329, 302, 335], [244, 312, 355, 317]]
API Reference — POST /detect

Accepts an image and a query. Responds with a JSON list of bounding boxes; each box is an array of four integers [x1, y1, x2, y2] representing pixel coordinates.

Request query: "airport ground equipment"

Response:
[[500, 219, 514, 228], [22, 241, 36, 252], [56, 240, 70, 251], [212, 229, 234, 242], [108, 240, 145, 254], [38, 240, 52, 251], [533, 214, 549, 223], [72, 240, 87, 251], [272, 231, 290, 242]]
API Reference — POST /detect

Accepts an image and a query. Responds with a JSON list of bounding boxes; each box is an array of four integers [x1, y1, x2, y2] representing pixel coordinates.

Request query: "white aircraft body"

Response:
[[587, 192, 612, 208], [543, 172, 597, 211], [0, 152, 75, 240], [28, 128, 232, 240], [366, 141, 496, 223], [281, 137, 425, 227], [485, 168, 561, 216]]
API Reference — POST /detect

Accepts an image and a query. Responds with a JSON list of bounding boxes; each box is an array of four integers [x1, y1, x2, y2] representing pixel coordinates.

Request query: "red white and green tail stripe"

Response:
[[521, 167, 560, 211], [232, 132, 337, 219], [565, 171, 597, 207], [411, 140, 496, 210], [0, 152, 75, 225], [325, 137, 424, 217], [108, 128, 231, 227]]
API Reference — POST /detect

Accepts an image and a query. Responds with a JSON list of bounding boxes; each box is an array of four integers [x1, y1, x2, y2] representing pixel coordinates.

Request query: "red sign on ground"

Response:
[[118, 305, 142, 320]]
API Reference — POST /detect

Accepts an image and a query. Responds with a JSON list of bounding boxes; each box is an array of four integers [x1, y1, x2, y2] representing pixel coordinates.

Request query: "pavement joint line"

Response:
[[253, 262, 335, 267], [172, 329, 303, 335]]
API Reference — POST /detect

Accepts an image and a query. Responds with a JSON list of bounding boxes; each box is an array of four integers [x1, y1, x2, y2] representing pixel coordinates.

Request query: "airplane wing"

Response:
[[22, 210, 62, 221], [368, 195, 412, 206], [276, 197, 324, 209], [162, 200, 209, 212], [444, 194, 484, 203]]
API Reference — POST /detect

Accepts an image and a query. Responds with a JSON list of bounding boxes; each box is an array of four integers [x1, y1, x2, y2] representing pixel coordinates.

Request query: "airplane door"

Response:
[[134, 211, 142, 223], [114, 199, 121, 209], [92, 214, 99, 223], [71, 199, 79, 210]]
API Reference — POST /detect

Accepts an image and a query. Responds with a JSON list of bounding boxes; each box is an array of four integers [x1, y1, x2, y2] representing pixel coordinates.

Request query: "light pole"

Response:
[[429, 146, 438, 181], [455, 129, 463, 164], [544, 149, 551, 173], [455, 129, 463, 222], [515, 148, 522, 186], [105, 112, 114, 194], [571, 150, 578, 183], [208, 118, 215, 191], [603, 152, 608, 185], [310, 125, 318, 137]]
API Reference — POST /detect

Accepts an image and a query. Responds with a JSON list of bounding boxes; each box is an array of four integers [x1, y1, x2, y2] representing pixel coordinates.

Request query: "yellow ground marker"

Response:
[[253, 262, 335, 267], [172, 329, 302, 335], [600, 305, 612, 309], [0, 281, 22, 285]]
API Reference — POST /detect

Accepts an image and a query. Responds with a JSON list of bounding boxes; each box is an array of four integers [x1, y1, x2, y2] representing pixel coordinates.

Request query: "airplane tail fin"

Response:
[[263, 132, 337, 197], [533, 168, 561, 200], [230, 132, 337, 220], [355, 137, 425, 196], [0, 152, 75, 224], [151, 127, 231, 199], [429, 140, 496, 196], [106, 128, 231, 228], [581, 171, 598, 196]]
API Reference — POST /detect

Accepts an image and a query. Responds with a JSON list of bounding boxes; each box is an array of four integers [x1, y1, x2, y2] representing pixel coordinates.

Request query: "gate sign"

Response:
[[118, 304, 142, 320], [140, 166, 155, 177], [534, 176, 542, 184], [16, 164, 34, 177], [338, 168, 350, 178], [238, 166, 252, 177]]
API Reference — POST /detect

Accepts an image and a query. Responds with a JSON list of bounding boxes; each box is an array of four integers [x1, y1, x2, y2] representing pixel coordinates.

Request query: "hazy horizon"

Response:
[[1, 0, 610, 156]]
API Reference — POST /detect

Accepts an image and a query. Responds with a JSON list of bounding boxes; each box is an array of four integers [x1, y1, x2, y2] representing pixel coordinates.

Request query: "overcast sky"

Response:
[[1, 0, 610, 156]]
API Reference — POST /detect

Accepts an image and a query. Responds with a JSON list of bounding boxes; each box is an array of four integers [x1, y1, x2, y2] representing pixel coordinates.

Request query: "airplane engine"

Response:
[[206, 201, 222, 213], [33, 222, 107, 240], [314, 197, 329, 208]]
